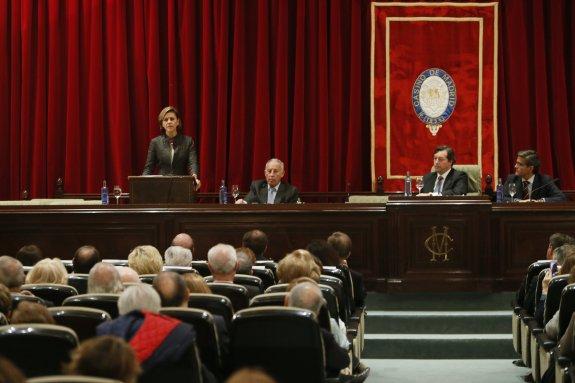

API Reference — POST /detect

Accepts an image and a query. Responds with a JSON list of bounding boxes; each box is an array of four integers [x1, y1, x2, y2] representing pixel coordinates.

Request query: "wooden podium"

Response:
[[128, 176, 197, 204]]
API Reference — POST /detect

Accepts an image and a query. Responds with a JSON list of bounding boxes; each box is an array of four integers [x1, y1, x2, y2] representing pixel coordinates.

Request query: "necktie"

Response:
[[433, 176, 444, 195], [522, 180, 530, 200], [267, 188, 276, 204]]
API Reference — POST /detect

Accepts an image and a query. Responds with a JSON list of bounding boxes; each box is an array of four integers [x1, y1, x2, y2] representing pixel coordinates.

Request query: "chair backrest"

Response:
[[190, 261, 211, 277], [207, 283, 249, 312], [453, 164, 482, 195], [255, 260, 278, 280], [323, 266, 354, 313], [533, 268, 548, 315], [62, 294, 121, 318], [187, 293, 234, 329], [318, 275, 348, 322], [162, 266, 197, 275], [139, 274, 157, 285], [159, 307, 222, 374], [559, 284, 575, 337], [231, 307, 326, 383], [11, 293, 46, 308], [102, 259, 129, 267], [265, 283, 289, 294], [205, 275, 263, 299], [67, 274, 89, 294], [61, 260, 74, 273], [28, 376, 123, 383], [524, 261, 553, 302], [544, 275, 569, 324], [0, 324, 78, 377], [318, 284, 340, 321], [21, 284, 78, 306], [251, 266, 276, 289], [48, 306, 111, 341]]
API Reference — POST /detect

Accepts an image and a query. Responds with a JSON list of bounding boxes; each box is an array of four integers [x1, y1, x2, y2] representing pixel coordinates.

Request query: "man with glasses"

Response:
[[418, 145, 468, 196], [503, 149, 566, 202]]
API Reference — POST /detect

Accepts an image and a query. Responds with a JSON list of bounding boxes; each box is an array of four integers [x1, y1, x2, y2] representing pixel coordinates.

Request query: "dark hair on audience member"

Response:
[[66, 336, 141, 383], [306, 239, 339, 267], [327, 231, 352, 261], [10, 301, 54, 325], [0, 284, 11, 317], [549, 233, 575, 251], [242, 230, 268, 257], [517, 149, 541, 172], [15, 245, 44, 266], [434, 145, 456, 164], [73, 245, 102, 273], [0, 356, 26, 383], [226, 367, 277, 383], [153, 271, 189, 307]]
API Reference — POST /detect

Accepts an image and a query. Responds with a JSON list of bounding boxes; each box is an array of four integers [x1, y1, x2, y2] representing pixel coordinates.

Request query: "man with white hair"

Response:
[[164, 246, 193, 267], [116, 266, 140, 284], [97, 284, 216, 382], [286, 282, 350, 377], [236, 158, 299, 204], [88, 262, 123, 294], [0, 256, 26, 292], [207, 243, 238, 283]]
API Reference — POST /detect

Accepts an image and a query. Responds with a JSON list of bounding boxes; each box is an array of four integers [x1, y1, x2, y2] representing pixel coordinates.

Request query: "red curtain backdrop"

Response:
[[0, 0, 573, 199]]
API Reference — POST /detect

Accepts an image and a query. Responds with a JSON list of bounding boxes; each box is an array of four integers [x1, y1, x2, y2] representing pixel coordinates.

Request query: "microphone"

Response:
[[527, 178, 559, 199]]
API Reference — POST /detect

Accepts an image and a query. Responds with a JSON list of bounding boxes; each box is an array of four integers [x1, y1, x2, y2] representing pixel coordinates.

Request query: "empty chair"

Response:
[[62, 294, 121, 318], [255, 260, 277, 280], [21, 284, 78, 306], [163, 266, 197, 275], [102, 259, 129, 267], [191, 261, 211, 277], [28, 376, 123, 383], [265, 283, 288, 294], [61, 260, 74, 273], [251, 266, 276, 289], [207, 283, 249, 312], [188, 293, 234, 330], [204, 275, 263, 299], [159, 307, 222, 375], [67, 274, 89, 294], [231, 307, 338, 383], [139, 274, 157, 284], [0, 324, 78, 377], [48, 306, 111, 341], [11, 293, 46, 308]]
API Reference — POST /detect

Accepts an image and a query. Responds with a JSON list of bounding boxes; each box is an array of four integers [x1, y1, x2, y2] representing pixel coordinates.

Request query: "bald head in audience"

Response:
[[0, 256, 25, 292], [207, 244, 238, 283], [73, 245, 102, 273], [153, 271, 189, 307], [116, 266, 140, 284], [88, 262, 123, 294], [172, 233, 194, 253], [164, 246, 193, 267], [286, 281, 324, 316], [226, 368, 277, 383], [242, 230, 268, 261]]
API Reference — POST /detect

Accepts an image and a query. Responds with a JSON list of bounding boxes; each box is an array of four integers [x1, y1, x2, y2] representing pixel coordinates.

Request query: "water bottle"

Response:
[[496, 178, 503, 203], [404, 171, 412, 196], [219, 179, 228, 204], [101, 180, 109, 205]]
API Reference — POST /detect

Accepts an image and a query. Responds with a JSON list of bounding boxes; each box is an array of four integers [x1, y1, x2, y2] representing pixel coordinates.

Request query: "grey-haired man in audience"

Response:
[[164, 246, 193, 267], [0, 256, 26, 293], [207, 244, 238, 283], [88, 262, 123, 294]]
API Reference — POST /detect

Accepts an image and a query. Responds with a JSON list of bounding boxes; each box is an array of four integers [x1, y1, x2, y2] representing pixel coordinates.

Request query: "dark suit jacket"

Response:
[[503, 173, 566, 202], [143, 134, 198, 176], [421, 169, 469, 196], [243, 180, 299, 204]]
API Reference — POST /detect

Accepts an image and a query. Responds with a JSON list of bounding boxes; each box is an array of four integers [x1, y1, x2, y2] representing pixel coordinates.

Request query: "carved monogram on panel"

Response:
[[425, 226, 454, 262]]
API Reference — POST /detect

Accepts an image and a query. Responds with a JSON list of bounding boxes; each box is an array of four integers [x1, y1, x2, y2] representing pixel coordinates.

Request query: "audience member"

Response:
[[184, 273, 212, 294], [226, 368, 277, 383], [14, 244, 44, 266], [0, 284, 11, 319], [0, 256, 26, 292], [10, 301, 54, 324], [97, 284, 216, 382], [277, 250, 321, 283], [242, 230, 269, 261], [235, 247, 256, 275], [164, 246, 193, 267], [72, 245, 102, 274], [286, 281, 349, 377], [0, 356, 26, 383], [207, 244, 238, 283], [117, 266, 140, 284], [153, 271, 189, 307], [66, 335, 141, 383], [128, 245, 163, 275], [306, 239, 339, 267], [88, 262, 123, 294], [172, 233, 195, 254], [328, 231, 367, 307], [25, 258, 68, 285], [544, 246, 575, 339]]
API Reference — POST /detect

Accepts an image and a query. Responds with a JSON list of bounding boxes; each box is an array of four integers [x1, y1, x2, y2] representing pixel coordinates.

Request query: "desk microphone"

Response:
[[527, 178, 559, 198]]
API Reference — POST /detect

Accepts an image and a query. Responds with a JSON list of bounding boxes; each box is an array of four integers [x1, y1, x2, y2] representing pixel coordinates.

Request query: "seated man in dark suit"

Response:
[[503, 149, 566, 202], [236, 158, 299, 204], [418, 145, 468, 196]]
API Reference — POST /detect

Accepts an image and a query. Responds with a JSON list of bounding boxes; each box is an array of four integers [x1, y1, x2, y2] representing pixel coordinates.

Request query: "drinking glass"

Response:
[[231, 185, 240, 202], [113, 185, 122, 205], [508, 183, 517, 202], [416, 177, 424, 194]]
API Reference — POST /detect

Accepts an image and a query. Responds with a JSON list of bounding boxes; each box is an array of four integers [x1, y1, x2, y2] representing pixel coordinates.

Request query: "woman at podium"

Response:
[[142, 106, 201, 189]]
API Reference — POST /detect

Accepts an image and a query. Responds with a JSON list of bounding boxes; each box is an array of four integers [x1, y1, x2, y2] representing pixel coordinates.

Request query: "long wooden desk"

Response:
[[0, 200, 573, 292]]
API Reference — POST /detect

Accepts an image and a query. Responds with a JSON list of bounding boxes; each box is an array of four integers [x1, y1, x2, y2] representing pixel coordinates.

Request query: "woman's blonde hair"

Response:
[[25, 258, 68, 284], [277, 249, 321, 284], [128, 245, 163, 275], [183, 273, 212, 294]]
